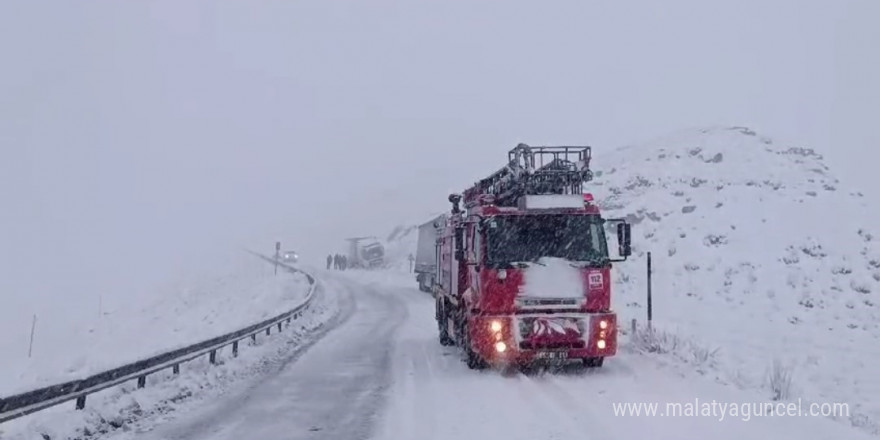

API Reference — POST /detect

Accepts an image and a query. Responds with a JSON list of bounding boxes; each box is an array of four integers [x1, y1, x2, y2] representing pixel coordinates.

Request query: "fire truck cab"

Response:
[[433, 144, 632, 369]]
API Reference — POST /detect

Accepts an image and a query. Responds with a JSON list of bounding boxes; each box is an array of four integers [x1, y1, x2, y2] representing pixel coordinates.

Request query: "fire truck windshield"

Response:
[[485, 214, 608, 266]]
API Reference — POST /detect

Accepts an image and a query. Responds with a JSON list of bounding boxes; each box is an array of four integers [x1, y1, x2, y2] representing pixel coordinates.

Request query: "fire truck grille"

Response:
[[520, 340, 585, 350], [516, 297, 581, 308]]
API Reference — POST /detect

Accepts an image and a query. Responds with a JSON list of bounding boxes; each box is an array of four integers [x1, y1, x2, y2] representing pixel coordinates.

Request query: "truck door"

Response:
[[441, 234, 454, 297], [453, 229, 463, 297], [470, 223, 481, 296]]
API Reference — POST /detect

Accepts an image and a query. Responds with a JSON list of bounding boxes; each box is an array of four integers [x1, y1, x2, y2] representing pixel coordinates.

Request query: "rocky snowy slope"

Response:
[[591, 126, 879, 435]]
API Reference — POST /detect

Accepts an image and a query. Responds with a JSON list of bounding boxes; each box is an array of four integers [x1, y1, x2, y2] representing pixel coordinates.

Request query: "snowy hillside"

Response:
[[0, 253, 312, 397], [592, 126, 880, 434], [383, 223, 419, 269]]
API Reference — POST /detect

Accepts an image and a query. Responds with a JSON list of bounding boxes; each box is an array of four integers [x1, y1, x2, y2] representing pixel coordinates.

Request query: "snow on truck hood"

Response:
[[518, 257, 586, 298]]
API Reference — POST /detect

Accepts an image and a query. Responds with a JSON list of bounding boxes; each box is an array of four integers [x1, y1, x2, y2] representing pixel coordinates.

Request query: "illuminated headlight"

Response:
[[599, 320, 608, 330], [489, 320, 503, 332], [597, 340, 606, 349], [498, 269, 507, 280], [494, 341, 507, 352]]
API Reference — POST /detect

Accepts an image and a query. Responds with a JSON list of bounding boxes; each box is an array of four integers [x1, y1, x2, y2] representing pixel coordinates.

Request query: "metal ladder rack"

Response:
[[463, 144, 593, 207]]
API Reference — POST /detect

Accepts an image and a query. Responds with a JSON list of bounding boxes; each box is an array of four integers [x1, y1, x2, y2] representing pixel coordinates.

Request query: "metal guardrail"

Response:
[[0, 252, 317, 424]]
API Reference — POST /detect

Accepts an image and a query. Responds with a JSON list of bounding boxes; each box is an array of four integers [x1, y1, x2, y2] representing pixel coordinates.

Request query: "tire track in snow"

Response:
[[509, 372, 592, 438], [521, 369, 619, 436], [133, 275, 404, 440], [378, 290, 443, 440]]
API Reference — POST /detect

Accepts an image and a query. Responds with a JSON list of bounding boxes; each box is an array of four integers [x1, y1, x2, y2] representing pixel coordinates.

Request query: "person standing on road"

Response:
[[326, 254, 332, 270]]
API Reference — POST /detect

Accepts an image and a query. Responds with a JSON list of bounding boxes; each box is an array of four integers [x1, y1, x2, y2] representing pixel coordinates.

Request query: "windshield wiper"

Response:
[[568, 256, 610, 268], [505, 260, 546, 268]]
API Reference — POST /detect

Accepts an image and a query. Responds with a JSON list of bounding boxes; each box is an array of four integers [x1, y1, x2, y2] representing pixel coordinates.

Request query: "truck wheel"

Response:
[[438, 320, 454, 346], [437, 302, 454, 346], [583, 357, 604, 368], [466, 348, 487, 370], [462, 322, 487, 370]]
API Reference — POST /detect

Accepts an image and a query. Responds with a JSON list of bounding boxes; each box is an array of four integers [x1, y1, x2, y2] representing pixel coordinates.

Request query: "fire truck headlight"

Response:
[[489, 320, 503, 332], [599, 320, 608, 330], [597, 339, 606, 349], [498, 269, 507, 280], [494, 341, 507, 352]]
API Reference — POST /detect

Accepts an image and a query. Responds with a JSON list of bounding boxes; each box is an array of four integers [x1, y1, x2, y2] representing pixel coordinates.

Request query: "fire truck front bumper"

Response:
[[469, 313, 617, 366]]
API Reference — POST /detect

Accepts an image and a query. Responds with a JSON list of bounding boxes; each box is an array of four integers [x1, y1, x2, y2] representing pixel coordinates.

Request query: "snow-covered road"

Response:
[[126, 271, 870, 440], [131, 273, 405, 440]]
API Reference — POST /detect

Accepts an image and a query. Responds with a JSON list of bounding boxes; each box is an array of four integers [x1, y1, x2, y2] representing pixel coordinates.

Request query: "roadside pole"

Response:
[[274, 241, 281, 275]]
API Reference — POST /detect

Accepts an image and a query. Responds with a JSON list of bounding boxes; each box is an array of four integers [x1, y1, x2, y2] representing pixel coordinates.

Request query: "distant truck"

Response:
[[414, 214, 447, 293], [345, 236, 385, 269]]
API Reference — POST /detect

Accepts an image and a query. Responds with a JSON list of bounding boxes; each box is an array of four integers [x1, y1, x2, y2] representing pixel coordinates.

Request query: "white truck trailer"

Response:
[[414, 214, 446, 293]]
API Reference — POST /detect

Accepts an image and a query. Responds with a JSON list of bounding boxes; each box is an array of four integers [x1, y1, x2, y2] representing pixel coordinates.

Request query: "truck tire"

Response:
[[462, 321, 487, 370], [438, 320, 454, 346], [437, 300, 454, 346], [583, 357, 604, 368]]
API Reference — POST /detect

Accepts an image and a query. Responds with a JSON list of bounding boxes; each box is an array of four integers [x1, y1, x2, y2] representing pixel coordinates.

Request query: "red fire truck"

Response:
[[433, 144, 632, 369]]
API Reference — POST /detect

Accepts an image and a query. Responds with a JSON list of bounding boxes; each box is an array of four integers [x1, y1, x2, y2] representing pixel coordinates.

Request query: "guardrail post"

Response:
[[277, 322, 282, 332], [266, 327, 270, 336], [209, 350, 217, 364], [137, 376, 146, 388], [75, 395, 86, 410], [173, 364, 180, 374], [232, 341, 239, 357], [251, 334, 257, 344], [286, 317, 291, 325]]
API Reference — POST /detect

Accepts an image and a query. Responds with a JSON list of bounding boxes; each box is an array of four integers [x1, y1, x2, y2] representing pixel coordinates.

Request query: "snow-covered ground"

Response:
[[0, 253, 312, 397], [7, 126, 877, 440], [372, 268, 872, 440], [66, 267, 872, 440], [591, 126, 880, 435], [1, 260, 340, 440]]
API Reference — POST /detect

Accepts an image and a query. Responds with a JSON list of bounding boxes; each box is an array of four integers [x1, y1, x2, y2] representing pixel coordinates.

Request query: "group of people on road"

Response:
[[327, 253, 349, 270]]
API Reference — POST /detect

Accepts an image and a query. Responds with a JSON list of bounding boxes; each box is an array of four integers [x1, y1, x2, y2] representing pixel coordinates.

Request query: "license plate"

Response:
[[536, 351, 568, 360]]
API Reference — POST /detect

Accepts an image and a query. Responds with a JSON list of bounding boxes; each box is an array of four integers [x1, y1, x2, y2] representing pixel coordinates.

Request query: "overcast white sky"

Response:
[[1, 0, 878, 310]]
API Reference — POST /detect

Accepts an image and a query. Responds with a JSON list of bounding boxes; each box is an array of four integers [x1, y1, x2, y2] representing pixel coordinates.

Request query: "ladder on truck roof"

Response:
[[463, 144, 593, 207]]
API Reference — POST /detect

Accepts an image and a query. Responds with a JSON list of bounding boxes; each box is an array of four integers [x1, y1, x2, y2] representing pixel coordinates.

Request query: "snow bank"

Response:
[[0, 252, 312, 397], [520, 257, 584, 298], [0, 283, 338, 440], [594, 126, 880, 434]]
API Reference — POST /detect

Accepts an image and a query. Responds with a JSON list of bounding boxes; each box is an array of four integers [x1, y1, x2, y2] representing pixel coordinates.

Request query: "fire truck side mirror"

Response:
[[617, 223, 632, 257], [449, 194, 462, 214]]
